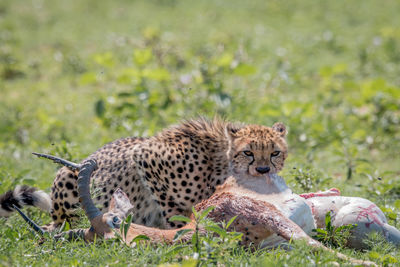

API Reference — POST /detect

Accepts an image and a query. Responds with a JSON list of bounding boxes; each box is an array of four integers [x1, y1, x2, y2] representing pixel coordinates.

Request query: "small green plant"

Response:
[[312, 211, 356, 248], [289, 166, 331, 192], [169, 206, 243, 264], [334, 141, 372, 180], [109, 214, 150, 247], [291, 167, 314, 192]]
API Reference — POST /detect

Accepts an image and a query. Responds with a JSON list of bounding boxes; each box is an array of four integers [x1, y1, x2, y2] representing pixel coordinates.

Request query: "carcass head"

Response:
[[77, 160, 133, 241]]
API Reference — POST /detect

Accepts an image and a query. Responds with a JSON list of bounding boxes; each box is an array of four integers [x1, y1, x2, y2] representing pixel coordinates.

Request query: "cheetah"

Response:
[[13, 126, 384, 266], [1, 118, 287, 231]]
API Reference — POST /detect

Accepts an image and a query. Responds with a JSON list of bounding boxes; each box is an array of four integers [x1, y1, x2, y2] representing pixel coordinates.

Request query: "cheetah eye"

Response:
[[271, 151, 280, 157], [243, 151, 253, 157]]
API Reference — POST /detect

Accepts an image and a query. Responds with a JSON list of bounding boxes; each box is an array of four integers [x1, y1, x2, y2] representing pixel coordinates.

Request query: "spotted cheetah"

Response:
[[1, 118, 288, 230]]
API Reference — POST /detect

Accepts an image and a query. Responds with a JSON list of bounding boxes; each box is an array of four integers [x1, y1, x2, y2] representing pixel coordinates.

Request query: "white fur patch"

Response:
[[13, 185, 52, 212], [13, 185, 24, 201], [32, 190, 52, 212]]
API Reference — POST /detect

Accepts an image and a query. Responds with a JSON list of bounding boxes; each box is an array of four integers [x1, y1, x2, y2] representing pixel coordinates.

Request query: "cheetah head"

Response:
[[227, 122, 288, 177]]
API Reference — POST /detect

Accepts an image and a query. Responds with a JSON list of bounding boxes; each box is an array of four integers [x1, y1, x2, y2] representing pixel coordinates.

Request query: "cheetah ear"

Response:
[[225, 124, 241, 142], [272, 122, 287, 137], [227, 123, 242, 136]]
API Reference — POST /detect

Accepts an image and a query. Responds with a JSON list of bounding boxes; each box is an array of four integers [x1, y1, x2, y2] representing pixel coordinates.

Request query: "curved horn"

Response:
[[77, 159, 101, 220], [12, 204, 45, 235], [15, 159, 104, 242], [76, 158, 118, 242], [32, 152, 81, 171]]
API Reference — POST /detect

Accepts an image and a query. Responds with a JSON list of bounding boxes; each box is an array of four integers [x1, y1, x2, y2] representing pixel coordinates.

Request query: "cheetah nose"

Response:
[[256, 166, 270, 174]]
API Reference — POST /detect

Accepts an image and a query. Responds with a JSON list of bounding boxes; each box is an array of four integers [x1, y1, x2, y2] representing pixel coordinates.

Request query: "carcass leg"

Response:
[[306, 195, 400, 249]]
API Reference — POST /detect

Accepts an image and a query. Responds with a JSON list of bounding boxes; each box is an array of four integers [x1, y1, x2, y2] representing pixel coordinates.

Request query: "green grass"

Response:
[[1, 0, 400, 265]]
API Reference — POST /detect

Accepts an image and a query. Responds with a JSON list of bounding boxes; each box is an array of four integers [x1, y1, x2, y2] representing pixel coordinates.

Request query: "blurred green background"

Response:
[[1, 0, 400, 265]]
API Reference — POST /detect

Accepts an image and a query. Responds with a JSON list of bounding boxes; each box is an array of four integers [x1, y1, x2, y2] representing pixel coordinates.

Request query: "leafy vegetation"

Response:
[[312, 212, 357, 248], [1, 0, 400, 265]]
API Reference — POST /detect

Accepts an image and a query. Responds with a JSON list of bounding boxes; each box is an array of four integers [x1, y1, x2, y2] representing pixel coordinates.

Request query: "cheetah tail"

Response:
[[0, 185, 51, 218], [32, 152, 81, 171]]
